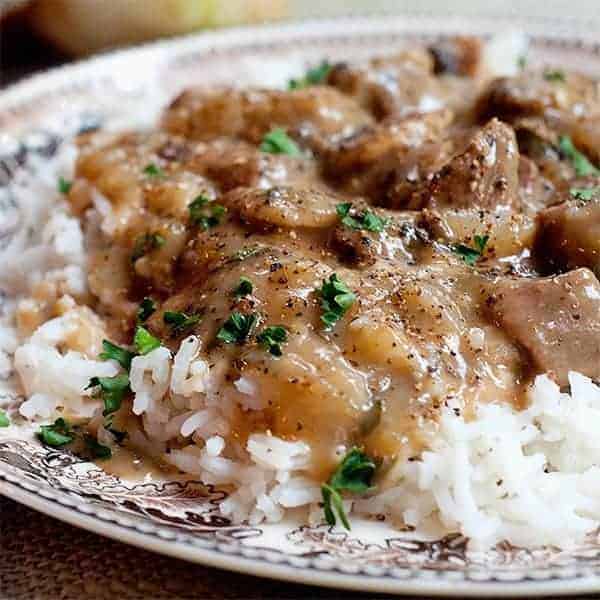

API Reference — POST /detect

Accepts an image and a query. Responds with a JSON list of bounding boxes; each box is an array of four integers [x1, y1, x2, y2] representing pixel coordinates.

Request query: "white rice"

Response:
[[14, 312, 119, 418], [355, 372, 600, 549], [10, 32, 600, 550], [8, 171, 600, 551]]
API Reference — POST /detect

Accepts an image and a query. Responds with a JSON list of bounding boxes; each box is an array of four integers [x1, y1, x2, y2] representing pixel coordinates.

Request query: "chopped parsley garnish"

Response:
[[570, 186, 600, 202], [453, 234, 489, 266], [163, 311, 201, 335], [216, 312, 258, 345], [336, 203, 388, 233], [558, 136, 600, 177], [321, 448, 377, 530], [131, 232, 165, 262], [256, 326, 287, 356], [87, 373, 130, 416], [0, 409, 9, 427], [37, 418, 75, 447], [99, 340, 135, 370], [137, 297, 156, 323], [188, 195, 226, 229], [234, 276, 253, 297], [288, 60, 331, 89], [543, 69, 566, 82], [84, 434, 112, 460], [133, 326, 161, 355], [259, 128, 301, 156], [58, 176, 72, 195], [143, 163, 165, 178], [317, 274, 356, 330]]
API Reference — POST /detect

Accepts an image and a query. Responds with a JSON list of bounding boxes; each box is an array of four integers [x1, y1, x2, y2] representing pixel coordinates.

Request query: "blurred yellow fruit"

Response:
[[29, 0, 289, 55]]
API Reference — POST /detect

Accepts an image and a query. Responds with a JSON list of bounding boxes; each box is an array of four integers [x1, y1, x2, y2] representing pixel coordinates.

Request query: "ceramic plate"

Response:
[[2, 14, 600, 597]]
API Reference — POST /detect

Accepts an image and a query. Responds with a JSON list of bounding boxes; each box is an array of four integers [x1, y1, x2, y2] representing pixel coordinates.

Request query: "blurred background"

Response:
[[0, 0, 596, 86]]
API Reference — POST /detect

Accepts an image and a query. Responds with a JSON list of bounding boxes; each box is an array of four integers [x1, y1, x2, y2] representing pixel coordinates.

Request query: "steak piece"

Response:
[[428, 36, 482, 77], [479, 71, 600, 164], [408, 118, 520, 211], [322, 110, 456, 206], [517, 155, 556, 214], [536, 194, 600, 274], [162, 86, 373, 153], [327, 49, 437, 119], [486, 268, 600, 385]]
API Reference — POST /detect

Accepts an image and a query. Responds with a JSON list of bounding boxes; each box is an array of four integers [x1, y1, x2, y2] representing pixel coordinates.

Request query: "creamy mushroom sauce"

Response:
[[65, 38, 600, 479]]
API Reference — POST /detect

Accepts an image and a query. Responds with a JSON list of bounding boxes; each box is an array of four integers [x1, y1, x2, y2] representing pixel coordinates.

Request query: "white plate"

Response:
[[2, 14, 600, 597]]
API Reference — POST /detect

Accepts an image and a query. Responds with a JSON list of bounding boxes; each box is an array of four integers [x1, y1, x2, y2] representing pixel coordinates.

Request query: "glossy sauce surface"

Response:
[[65, 39, 600, 478]]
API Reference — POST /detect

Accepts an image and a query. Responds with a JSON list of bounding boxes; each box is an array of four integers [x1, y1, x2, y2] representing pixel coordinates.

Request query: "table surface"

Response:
[[2, 5, 600, 599], [1, 496, 378, 600]]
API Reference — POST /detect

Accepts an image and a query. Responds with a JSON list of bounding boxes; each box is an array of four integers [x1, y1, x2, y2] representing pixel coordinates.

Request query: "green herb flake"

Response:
[[216, 312, 258, 345], [317, 274, 356, 330], [452, 234, 489, 266], [163, 311, 201, 336], [259, 128, 302, 156], [517, 55, 527, 70], [543, 69, 566, 82], [234, 276, 253, 297], [474, 234, 489, 253], [0, 409, 9, 427], [321, 448, 377, 530], [87, 373, 130, 416], [558, 135, 600, 177], [84, 434, 112, 460], [99, 340, 135, 370], [133, 326, 161, 355], [336, 203, 388, 233], [131, 232, 165, 263], [188, 195, 226, 230], [256, 325, 288, 356], [570, 187, 600, 202], [58, 176, 72, 195], [288, 60, 331, 89], [143, 163, 165, 178], [37, 418, 75, 447], [137, 297, 156, 323]]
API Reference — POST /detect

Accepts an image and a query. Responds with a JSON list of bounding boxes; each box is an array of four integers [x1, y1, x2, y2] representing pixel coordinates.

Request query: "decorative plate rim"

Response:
[[4, 473, 600, 598], [2, 12, 600, 115], [3, 13, 600, 596]]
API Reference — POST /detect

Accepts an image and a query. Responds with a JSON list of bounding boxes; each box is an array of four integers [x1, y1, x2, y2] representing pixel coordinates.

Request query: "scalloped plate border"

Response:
[[3, 476, 600, 598], [2, 13, 600, 596]]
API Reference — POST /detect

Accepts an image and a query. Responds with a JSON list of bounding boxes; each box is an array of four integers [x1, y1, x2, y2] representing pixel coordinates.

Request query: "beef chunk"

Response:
[[330, 225, 378, 267], [518, 155, 556, 214], [162, 86, 373, 153], [487, 268, 600, 385], [408, 118, 520, 211], [478, 71, 600, 164], [324, 109, 454, 177], [322, 110, 455, 206], [428, 36, 482, 76], [187, 139, 326, 192], [536, 194, 600, 274], [327, 49, 436, 120]]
